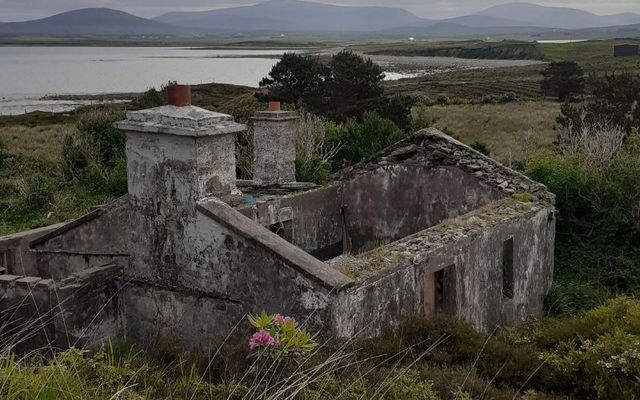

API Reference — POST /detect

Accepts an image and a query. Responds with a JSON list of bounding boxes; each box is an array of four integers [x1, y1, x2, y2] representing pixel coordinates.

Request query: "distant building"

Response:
[[613, 44, 639, 57]]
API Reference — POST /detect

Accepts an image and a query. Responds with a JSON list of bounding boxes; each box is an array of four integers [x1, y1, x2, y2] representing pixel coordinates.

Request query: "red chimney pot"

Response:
[[268, 101, 281, 112], [167, 84, 192, 107]]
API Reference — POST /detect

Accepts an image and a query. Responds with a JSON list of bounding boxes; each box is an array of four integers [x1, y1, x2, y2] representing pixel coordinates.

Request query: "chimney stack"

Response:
[[251, 104, 298, 185], [115, 84, 246, 209]]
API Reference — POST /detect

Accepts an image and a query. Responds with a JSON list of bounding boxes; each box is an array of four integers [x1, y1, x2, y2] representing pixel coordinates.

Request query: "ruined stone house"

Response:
[[0, 87, 555, 353]]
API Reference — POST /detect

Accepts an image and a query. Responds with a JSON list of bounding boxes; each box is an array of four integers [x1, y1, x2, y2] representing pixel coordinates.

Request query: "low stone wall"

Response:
[[0, 264, 124, 354], [0, 224, 65, 276]]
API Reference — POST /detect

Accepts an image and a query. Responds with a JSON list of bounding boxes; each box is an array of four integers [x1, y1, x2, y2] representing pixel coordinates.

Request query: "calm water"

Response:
[[0, 46, 289, 115]]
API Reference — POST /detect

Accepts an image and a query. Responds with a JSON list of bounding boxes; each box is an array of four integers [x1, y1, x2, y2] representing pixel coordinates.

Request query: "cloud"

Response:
[[1, 0, 639, 21]]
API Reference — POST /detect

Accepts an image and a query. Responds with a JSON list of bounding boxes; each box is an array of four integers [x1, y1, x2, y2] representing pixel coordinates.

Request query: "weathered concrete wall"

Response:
[[0, 223, 64, 276], [30, 199, 131, 279], [240, 164, 503, 258], [239, 185, 344, 260], [122, 200, 351, 349], [342, 165, 503, 253], [0, 264, 123, 354], [332, 202, 555, 336], [52, 264, 124, 350]]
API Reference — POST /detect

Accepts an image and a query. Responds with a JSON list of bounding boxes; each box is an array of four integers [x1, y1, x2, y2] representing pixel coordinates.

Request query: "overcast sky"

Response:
[[2, 0, 640, 22]]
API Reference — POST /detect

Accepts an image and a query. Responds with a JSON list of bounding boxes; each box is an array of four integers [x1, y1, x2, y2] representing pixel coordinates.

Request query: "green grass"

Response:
[[538, 39, 640, 75], [411, 101, 560, 164], [0, 122, 114, 236]]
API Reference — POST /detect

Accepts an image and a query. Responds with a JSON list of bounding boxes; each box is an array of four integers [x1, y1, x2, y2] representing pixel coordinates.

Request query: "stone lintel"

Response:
[[115, 105, 246, 137]]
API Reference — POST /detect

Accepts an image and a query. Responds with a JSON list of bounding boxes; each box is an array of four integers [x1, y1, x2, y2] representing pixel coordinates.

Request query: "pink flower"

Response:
[[249, 330, 280, 351], [275, 314, 294, 326]]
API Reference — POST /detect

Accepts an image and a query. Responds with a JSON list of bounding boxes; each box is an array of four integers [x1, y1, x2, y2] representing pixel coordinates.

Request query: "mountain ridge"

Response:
[[1, 1, 639, 37], [0, 8, 190, 36]]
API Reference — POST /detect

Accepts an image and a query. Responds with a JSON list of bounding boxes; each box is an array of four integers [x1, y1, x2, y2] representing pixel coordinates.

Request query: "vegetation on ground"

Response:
[[410, 101, 560, 165], [3, 298, 640, 399], [526, 74, 640, 315], [360, 40, 545, 60], [0, 110, 128, 236]]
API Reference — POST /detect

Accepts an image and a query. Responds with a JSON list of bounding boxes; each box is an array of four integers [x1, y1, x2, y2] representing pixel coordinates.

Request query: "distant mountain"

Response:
[[442, 15, 526, 28], [155, 0, 431, 33], [0, 8, 188, 36], [1, 1, 639, 38], [476, 2, 640, 29]]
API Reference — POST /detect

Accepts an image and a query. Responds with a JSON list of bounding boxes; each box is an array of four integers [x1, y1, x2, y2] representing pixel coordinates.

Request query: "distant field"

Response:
[[413, 101, 560, 165], [538, 39, 640, 74], [385, 64, 546, 100], [356, 40, 545, 60]]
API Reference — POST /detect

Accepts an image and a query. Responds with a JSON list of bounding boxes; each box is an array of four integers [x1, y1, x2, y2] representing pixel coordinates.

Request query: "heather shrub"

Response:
[[0, 140, 6, 169], [295, 156, 330, 184], [11, 173, 55, 215], [62, 111, 127, 196], [526, 126, 640, 314], [410, 102, 440, 131], [294, 111, 335, 184], [327, 111, 406, 167], [136, 87, 165, 109], [547, 331, 640, 399], [470, 141, 490, 156]]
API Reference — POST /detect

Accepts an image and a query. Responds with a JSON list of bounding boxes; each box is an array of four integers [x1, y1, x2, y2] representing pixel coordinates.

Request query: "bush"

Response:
[[368, 94, 414, 132], [62, 111, 127, 195], [136, 87, 165, 109], [0, 140, 6, 169], [327, 112, 407, 167], [12, 174, 54, 215], [526, 131, 640, 313], [296, 156, 331, 184], [470, 141, 491, 156], [410, 103, 439, 131]]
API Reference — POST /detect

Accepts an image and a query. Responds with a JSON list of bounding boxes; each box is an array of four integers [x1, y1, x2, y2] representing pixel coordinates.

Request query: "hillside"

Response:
[[0, 8, 188, 36]]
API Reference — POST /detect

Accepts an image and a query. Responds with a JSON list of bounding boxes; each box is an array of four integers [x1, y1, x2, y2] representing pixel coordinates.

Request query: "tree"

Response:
[[260, 51, 387, 122], [542, 61, 585, 101], [326, 50, 385, 113], [259, 53, 329, 109]]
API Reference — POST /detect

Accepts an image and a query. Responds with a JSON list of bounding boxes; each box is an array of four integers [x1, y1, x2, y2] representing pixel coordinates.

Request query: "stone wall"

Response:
[[0, 223, 65, 276], [121, 199, 351, 349], [331, 199, 555, 336], [0, 264, 123, 354], [29, 198, 131, 279]]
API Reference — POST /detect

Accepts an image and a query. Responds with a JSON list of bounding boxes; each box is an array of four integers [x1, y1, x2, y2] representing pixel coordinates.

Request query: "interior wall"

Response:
[[244, 164, 505, 259]]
